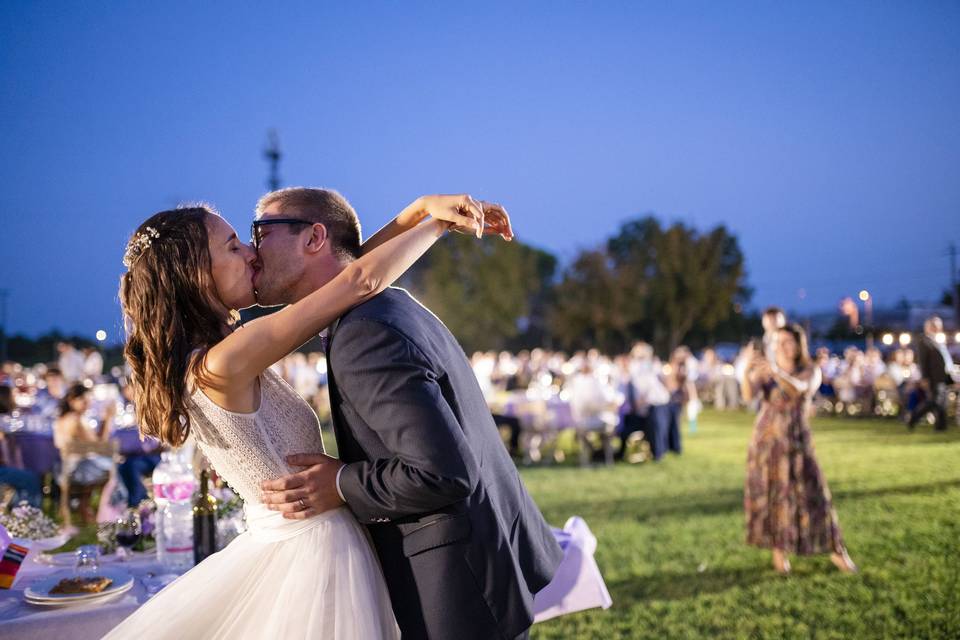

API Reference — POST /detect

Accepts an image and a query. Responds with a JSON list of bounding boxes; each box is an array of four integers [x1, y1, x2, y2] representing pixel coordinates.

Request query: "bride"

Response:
[[105, 194, 509, 639]]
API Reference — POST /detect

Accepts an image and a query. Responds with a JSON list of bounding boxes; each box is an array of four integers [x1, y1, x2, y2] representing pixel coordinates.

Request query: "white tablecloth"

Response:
[[0, 551, 177, 640], [0, 516, 610, 638], [533, 516, 613, 623]]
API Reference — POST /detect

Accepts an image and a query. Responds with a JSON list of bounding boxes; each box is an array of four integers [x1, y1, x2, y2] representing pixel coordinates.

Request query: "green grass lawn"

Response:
[[524, 410, 960, 639], [47, 410, 957, 637]]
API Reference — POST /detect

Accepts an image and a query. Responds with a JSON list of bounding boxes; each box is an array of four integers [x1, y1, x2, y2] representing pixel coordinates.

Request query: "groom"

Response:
[[254, 187, 563, 639]]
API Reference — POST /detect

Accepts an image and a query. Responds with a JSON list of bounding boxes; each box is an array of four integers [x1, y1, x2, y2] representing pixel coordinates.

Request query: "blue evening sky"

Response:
[[2, 2, 958, 341]]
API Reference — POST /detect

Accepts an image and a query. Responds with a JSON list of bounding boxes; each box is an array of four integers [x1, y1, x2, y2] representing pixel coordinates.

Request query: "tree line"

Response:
[[402, 215, 755, 356]]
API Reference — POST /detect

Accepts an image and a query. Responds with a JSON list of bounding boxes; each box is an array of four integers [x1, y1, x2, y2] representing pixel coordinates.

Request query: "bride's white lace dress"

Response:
[[104, 368, 399, 639]]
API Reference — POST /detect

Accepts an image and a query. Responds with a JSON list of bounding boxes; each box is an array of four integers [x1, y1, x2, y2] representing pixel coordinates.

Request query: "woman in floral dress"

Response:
[[743, 323, 858, 574]]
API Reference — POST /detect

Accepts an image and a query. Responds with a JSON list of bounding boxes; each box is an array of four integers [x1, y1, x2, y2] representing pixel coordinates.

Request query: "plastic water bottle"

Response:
[[155, 450, 197, 571], [161, 500, 195, 571]]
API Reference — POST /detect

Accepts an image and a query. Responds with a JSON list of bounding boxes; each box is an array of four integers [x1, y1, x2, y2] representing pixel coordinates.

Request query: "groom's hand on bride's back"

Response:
[[260, 453, 345, 519]]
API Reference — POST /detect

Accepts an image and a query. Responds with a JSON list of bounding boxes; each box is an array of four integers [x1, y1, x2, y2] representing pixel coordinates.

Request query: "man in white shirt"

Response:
[[56, 342, 85, 383]]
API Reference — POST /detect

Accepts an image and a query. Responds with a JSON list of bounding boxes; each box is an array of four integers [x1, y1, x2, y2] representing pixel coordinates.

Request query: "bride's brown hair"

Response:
[[118, 206, 226, 446]]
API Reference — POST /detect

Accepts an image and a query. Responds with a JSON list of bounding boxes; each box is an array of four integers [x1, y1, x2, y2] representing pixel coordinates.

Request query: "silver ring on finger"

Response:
[[298, 498, 307, 510]]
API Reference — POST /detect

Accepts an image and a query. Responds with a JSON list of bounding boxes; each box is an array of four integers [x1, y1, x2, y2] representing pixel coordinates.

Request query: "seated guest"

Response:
[[888, 348, 921, 420], [0, 386, 42, 508], [34, 368, 66, 418], [54, 384, 114, 524], [616, 353, 644, 460], [114, 383, 163, 507], [697, 348, 720, 407], [566, 360, 621, 465], [814, 348, 837, 400]]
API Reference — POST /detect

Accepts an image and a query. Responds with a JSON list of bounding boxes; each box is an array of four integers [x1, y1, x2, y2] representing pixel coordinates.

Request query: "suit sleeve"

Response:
[[331, 319, 480, 523]]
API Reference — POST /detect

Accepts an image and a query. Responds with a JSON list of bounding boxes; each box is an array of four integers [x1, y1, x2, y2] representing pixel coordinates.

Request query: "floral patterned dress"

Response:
[[744, 366, 845, 554]]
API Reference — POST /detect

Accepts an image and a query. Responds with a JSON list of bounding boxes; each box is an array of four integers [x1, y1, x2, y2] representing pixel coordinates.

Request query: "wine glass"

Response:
[[74, 545, 100, 576], [115, 510, 142, 562]]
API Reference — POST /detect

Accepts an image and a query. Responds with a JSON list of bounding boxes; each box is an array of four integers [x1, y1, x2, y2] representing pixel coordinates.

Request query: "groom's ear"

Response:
[[304, 223, 329, 255]]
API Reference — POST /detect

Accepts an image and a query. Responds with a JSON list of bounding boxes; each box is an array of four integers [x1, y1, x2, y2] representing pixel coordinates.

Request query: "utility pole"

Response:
[[0, 289, 8, 363], [263, 129, 282, 191]]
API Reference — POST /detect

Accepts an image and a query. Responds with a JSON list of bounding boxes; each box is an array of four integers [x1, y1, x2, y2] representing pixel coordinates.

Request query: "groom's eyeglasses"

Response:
[[250, 218, 314, 249]]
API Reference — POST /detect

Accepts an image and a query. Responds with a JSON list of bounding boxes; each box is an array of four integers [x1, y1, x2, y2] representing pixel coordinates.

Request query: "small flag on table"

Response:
[[0, 523, 29, 589]]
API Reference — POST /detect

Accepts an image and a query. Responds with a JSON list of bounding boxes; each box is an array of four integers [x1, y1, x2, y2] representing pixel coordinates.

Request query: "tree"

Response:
[[401, 235, 556, 354], [548, 249, 633, 353], [550, 216, 750, 354], [607, 217, 750, 353]]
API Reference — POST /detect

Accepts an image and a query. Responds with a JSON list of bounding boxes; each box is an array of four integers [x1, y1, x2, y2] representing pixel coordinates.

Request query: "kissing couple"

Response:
[[106, 188, 563, 640]]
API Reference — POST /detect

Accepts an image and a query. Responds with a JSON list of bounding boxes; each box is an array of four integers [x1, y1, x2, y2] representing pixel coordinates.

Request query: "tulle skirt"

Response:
[[103, 505, 399, 639]]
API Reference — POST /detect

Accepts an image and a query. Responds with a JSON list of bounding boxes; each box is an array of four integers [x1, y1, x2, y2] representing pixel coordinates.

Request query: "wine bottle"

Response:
[[192, 469, 218, 564]]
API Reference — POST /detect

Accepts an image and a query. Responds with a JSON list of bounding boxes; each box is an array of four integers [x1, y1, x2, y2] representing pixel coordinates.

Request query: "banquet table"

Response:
[[1, 518, 610, 638], [0, 551, 180, 640]]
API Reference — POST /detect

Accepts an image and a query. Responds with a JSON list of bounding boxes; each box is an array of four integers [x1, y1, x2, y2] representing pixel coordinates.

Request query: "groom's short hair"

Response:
[[256, 187, 362, 261]]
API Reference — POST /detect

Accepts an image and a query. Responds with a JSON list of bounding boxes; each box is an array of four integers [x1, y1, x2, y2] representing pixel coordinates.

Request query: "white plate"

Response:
[[13, 533, 71, 551], [24, 568, 135, 603], [25, 580, 134, 607]]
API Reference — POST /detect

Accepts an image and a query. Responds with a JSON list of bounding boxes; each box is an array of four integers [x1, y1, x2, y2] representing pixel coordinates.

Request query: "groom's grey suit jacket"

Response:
[[327, 287, 563, 640]]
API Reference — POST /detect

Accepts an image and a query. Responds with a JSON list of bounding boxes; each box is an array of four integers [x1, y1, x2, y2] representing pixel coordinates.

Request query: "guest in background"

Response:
[[34, 367, 66, 418], [712, 359, 742, 411], [0, 386, 42, 508], [743, 323, 857, 575], [761, 306, 787, 362], [616, 354, 643, 460], [289, 352, 321, 407], [664, 347, 696, 453], [115, 383, 163, 507], [54, 384, 114, 523], [82, 346, 104, 381], [909, 316, 956, 431], [697, 348, 720, 407], [56, 342, 85, 383], [627, 343, 671, 460], [887, 349, 915, 419], [814, 347, 838, 404]]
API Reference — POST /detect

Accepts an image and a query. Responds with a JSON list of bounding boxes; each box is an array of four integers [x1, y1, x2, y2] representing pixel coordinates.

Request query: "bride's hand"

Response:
[[399, 194, 514, 241], [475, 200, 514, 241]]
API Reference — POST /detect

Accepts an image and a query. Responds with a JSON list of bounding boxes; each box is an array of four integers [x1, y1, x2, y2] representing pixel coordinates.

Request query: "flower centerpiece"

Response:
[[0, 502, 69, 550], [96, 521, 119, 555]]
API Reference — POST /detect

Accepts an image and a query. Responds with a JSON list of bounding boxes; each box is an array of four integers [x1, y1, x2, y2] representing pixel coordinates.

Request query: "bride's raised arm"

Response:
[[205, 196, 494, 386], [361, 195, 514, 254]]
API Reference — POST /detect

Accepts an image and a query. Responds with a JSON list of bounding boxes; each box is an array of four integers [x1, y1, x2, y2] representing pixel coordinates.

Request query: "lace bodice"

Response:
[[187, 367, 325, 505]]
